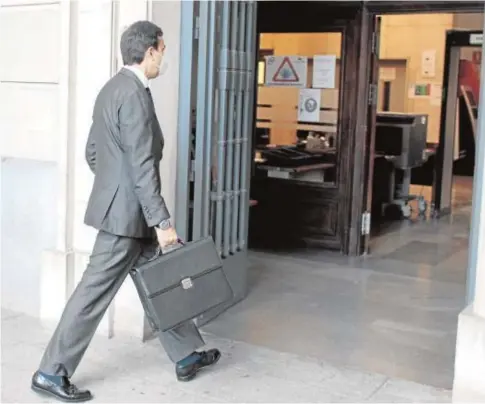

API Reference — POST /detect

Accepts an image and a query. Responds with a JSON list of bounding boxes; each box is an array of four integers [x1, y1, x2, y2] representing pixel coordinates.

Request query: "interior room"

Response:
[[205, 5, 484, 391], [369, 14, 482, 244], [248, 31, 342, 251], [247, 12, 481, 251]]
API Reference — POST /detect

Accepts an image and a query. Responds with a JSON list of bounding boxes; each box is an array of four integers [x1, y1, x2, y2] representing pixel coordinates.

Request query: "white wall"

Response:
[[0, 3, 65, 162], [1, 158, 58, 316], [151, 0, 181, 218], [0, 0, 70, 316], [0, 0, 183, 339]]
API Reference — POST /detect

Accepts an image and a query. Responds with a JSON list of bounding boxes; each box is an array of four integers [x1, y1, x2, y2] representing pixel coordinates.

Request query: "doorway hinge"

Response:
[[371, 31, 379, 54], [194, 16, 200, 39], [361, 211, 371, 235], [368, 84, 378, 106]]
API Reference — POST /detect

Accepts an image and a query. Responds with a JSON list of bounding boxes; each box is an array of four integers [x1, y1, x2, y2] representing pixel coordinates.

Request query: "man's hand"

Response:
[[155, 226, 178, 248]]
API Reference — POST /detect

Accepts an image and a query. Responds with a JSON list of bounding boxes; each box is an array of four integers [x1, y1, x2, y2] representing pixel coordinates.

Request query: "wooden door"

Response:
[[255, 1, 366, 254], [360, 16, 381, 254]]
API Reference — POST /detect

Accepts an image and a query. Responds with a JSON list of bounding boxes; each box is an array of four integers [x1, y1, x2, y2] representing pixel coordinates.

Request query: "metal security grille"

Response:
[[177, 0, 257, 261]]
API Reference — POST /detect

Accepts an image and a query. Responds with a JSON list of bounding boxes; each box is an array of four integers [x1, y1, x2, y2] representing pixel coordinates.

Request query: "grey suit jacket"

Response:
[[84, 68, 170, 238]]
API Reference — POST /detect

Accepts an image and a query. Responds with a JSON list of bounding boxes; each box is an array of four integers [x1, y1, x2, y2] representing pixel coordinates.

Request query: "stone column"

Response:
[[40, 0, 114, 336], [39, 0, 81, 324]]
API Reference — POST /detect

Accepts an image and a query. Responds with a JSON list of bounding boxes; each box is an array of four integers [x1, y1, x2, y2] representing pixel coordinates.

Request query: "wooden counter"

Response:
[[248, 161, 339, 250]]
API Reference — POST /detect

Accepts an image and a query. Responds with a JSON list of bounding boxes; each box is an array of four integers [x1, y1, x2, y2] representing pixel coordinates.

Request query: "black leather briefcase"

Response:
[[131, 236, 233, 332]]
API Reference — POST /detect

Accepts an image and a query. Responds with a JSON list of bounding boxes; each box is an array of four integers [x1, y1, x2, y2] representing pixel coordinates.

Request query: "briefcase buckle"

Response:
[[181, 277, 194, 290]]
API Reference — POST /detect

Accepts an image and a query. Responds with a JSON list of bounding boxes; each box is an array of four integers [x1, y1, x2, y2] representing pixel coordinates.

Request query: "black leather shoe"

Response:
[[176, 349, 221, 382], [31, 371, 93, 402]]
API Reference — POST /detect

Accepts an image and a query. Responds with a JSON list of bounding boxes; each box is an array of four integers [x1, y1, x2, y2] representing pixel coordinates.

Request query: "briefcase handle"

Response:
[[158, 238, 185, 256]]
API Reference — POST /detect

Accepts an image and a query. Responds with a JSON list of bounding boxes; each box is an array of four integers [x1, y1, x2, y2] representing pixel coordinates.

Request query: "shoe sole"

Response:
[[176, 353, 222, 382], [31, 384, 93, 403]]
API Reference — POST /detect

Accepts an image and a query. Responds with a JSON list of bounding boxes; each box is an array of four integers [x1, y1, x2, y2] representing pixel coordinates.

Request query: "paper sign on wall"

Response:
[[421, 50, 436, 78], [312, 55, 337, 89], [298, 88, 321, 123], [265, 56, 307, 87]]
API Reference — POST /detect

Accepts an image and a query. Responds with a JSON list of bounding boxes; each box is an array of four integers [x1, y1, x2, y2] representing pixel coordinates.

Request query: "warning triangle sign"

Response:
[[272, 57, 299, 83]]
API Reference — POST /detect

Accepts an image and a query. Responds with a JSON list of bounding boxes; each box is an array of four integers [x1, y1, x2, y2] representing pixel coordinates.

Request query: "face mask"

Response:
[[158, 56, 169, 76]]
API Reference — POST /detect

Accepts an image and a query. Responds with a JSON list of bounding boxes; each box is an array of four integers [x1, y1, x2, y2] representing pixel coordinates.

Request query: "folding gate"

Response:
[[175, 0, 257, 325]]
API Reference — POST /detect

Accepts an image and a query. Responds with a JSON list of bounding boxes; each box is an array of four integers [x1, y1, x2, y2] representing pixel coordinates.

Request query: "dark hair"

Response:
[[120, 21, 163, 65]]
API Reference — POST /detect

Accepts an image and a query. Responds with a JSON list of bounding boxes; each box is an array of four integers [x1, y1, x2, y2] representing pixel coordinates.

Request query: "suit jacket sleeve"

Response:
[[119, 90, 170, 227], [85, 122, 96, 174]]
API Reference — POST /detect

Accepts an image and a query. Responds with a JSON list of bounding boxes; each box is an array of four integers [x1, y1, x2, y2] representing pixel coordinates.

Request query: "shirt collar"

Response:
[[123, 65, 149, 88]]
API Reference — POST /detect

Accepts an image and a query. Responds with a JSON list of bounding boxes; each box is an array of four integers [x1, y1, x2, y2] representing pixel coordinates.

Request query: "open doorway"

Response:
[[204, 4, 484, 392], [367, 20, 482, 253], [248, 31, 342, 252], [245, 5, 361, 255]]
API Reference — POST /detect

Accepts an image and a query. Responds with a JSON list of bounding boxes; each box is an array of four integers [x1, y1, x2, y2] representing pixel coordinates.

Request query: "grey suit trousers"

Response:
[[39, 230, 205, 377]]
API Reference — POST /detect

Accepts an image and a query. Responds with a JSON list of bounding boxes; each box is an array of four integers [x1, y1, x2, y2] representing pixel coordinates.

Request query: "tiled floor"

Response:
[[1, 177, 472, 402], [1, 308, 452, 403], [205, 177, 473, 390]]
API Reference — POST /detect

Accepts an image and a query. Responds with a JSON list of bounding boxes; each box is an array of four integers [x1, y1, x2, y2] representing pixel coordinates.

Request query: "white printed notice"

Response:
[[312, 55, 337, 89], [298, 89, 321, 123], [265, 56, 307, 87]]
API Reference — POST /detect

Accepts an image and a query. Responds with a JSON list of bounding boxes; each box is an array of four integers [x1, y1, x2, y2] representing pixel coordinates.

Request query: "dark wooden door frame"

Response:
[[364, 1, 484, 14], [350, 15, 381, 256], [256, 1, 366, 254], [346, 7, 376, 255], [347, 1, 484, 256]]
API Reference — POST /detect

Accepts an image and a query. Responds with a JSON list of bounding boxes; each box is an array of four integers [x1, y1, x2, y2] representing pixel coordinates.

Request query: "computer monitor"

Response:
[[375, 112, 428, 169]]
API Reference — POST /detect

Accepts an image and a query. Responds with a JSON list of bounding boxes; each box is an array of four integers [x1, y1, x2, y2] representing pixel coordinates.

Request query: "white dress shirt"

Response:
[[123, 65, 149, 88]]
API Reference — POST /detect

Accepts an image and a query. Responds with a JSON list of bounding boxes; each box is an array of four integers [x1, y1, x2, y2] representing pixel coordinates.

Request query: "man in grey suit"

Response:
[[31, 21, 220, 403]]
